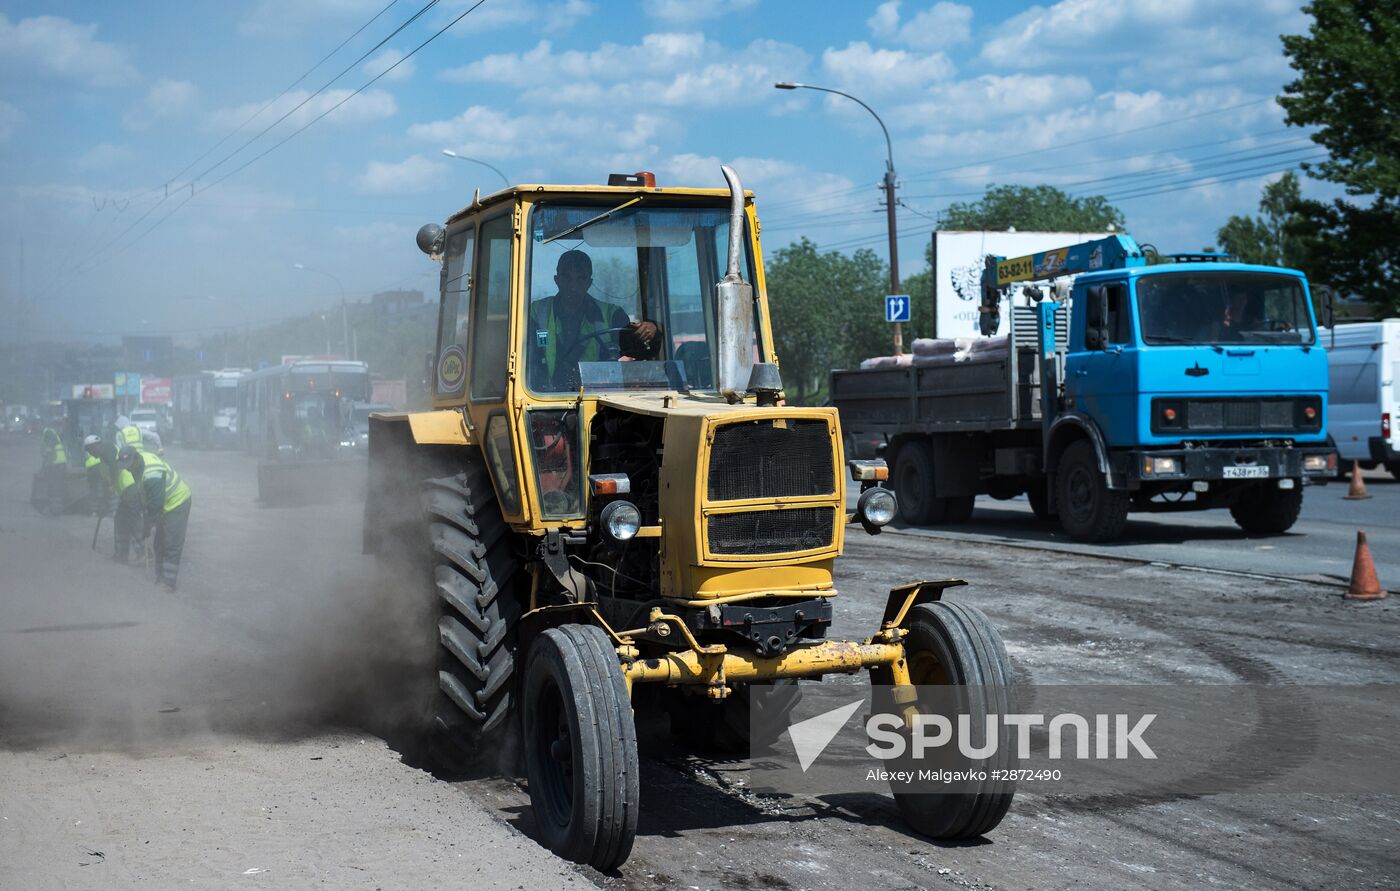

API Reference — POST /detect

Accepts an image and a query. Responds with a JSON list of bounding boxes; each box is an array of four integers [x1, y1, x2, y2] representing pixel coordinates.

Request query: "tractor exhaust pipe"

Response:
[[716, 165, 756, 402]]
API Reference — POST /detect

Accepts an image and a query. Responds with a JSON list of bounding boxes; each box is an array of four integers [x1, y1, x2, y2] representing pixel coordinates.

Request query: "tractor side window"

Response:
[[435, 226, 475, 397], [1106, 283, 1131, 345], [528, 408, 581, 518], [470, 214, 514, 401], [484, 414, 522, 514]]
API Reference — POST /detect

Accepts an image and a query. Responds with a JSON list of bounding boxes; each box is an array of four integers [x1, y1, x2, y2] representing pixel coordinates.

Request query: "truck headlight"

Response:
[[857, 487, 897, 528], [600, 500, 641, 542], [1144, 456, 1179, 475], [1303, 454, 1333, 472]]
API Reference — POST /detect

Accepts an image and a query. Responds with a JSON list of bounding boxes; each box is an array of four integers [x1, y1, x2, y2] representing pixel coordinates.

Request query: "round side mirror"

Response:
[[415, 223, 445, 256]]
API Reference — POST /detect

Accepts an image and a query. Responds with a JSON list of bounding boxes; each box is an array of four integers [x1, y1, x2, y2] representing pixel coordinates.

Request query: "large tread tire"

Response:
[[522, 624, 639, 871], [1055, 440, 1129, 542], [890, 601, 1015, 840], [1229, 484, 1303, 534], [422, 469, 521, 773]]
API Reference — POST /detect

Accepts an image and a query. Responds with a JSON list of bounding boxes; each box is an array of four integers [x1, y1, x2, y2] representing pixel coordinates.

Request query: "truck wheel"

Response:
[[424, 470, 521, 772], [1056, 440, 1128, 542], [522, 624, 639, 871], [893, 441, 943, 525], [942, 495, 974, 523], [887, 601, 1015, 839], [1229, 484, 1303, 534], [1025, 482, 1054, 520]]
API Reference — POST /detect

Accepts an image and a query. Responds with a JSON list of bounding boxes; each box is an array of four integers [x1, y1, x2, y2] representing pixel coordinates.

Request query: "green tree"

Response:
[[1278, 0, 1400, 312], [940, 184, 1126, 232], [1215, 171, 1310, 267], [765, 238, 910, 405]]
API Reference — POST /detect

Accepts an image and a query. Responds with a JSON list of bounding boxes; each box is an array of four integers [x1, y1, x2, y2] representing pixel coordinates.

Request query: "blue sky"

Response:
[[0, 0, 1323, 342]]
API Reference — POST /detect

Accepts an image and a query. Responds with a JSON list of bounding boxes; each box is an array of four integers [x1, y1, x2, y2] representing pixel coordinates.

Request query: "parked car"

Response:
[[1324, 319, 1400, 478]]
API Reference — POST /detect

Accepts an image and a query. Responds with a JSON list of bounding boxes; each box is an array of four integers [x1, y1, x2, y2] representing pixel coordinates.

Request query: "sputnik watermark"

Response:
[[867, 712, 1157, 761], [787, 698, 1156, 773]]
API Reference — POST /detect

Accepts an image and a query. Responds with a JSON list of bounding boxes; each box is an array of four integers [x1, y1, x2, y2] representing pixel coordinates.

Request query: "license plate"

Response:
[[1223, 465, 1270, 479]]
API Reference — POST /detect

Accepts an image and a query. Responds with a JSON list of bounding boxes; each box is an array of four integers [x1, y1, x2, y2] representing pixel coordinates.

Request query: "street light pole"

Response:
[[774, 82, 903, 354], [441, 150, 511, 189], [293, 263, 350, 359]]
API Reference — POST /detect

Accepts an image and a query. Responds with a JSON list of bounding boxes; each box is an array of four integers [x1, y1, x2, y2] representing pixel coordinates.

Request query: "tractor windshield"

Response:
[[1137, 271, 1316, 346], [524, 202, 760, 394]]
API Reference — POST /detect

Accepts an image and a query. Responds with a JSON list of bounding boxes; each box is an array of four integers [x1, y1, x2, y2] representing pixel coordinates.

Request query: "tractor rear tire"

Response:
[[889, 601, 1016, 840], [1229, 484, 1303, 534], [522, 624, 639, 871], [423, 469, 520, 773], [1056, 440, 1128, 542]]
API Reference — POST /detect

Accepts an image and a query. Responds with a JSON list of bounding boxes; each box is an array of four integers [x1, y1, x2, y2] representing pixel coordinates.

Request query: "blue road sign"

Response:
[[885, 294, 911, 323]]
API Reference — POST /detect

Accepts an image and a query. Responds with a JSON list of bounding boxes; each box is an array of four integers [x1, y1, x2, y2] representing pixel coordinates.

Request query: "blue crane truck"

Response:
[[830, 235, 1337, 542]]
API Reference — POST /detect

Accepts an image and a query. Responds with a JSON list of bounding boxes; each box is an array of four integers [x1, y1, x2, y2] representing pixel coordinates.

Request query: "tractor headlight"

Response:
[[857, 487, 897, 528], [600, 500, 641, 542], [1303, 454, 1332, 472]]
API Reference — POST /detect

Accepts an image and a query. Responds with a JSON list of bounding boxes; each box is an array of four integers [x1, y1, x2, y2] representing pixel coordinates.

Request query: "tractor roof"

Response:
[[446, 184, 751, 225]]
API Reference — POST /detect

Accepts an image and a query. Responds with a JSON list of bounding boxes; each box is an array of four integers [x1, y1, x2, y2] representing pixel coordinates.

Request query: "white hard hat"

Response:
[[116, 415, 130, 428], [83, 434, 102, 447]]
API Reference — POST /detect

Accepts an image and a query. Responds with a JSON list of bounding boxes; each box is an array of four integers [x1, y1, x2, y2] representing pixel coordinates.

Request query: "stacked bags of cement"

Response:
[[908, 336, 1010, 367]]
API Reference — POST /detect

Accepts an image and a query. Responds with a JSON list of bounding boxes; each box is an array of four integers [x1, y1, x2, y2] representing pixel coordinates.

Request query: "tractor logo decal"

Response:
[[438, 344, 466, 392]]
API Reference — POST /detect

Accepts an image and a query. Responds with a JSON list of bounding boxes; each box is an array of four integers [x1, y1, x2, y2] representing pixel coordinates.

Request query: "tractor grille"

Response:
[[707, 418, 835, 501], [707, 508, 836, 555], [1151, 397, 1321, 435]]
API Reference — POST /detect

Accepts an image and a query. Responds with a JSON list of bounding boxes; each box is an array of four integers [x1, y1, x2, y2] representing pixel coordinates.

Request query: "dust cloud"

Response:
[[0, 443, 439, 759]]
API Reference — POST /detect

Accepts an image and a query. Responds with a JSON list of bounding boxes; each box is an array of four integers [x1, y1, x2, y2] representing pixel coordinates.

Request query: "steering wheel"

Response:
[[559, 325, 630, 356], [1267, 318, 1296, 332]]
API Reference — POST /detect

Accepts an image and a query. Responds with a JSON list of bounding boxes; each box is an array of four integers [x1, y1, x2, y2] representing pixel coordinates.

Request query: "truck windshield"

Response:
[[1137, 272, 1315, 346], [524, 202, 758, 394]]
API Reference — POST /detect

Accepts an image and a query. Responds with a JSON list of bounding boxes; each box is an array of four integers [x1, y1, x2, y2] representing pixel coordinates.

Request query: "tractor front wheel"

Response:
[[887, 601, 1016, 840], [522, 623, 639, 871]]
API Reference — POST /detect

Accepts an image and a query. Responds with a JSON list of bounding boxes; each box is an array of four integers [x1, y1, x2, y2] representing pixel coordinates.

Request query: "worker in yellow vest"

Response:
[[120, 446, 191, 591], [85, 435, 142, 563], [38, 427, 68, 511]]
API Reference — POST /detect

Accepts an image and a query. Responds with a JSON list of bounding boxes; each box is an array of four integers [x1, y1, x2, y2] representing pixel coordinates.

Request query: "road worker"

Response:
[[120, 446, 191, 591]]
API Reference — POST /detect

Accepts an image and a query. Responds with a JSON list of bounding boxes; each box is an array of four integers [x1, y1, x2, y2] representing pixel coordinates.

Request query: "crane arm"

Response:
[[978, 234, 1146, 335]]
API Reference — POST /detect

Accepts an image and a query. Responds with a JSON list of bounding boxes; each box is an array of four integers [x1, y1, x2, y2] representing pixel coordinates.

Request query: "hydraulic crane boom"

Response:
[[979, 234, 1147, 335]]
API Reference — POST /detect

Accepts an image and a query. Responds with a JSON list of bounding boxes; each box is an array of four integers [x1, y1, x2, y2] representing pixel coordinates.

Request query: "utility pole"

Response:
[[774, 82, 902, 354]]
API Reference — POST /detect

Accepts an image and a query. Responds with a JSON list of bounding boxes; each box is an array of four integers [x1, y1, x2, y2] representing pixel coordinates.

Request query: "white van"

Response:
[[1324, 319, 1400, 478]]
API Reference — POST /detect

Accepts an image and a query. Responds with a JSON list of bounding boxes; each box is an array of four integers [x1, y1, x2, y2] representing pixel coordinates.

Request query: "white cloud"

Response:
[[357, 155, 445, 193], [363, 48, 415, 83], [0, 100, 21, 142], [209, 88, 397, 131], [868, 2, 973, 50], [410, 105, 665, 162], [979, 0, 1307, 87], [443, 34, 810, 109], [451, 0, 594, 34], [891, 73, 1095, 128], [643, 0, 758, 23], [820, 42, 954, 93], [123, 79, 199, 130], [0, 14, 138, 87], [76, 143, 139, 172]]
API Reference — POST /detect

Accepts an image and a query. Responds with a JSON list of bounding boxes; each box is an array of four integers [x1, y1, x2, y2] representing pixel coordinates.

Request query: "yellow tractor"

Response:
[[365, 167, 1015, 869]]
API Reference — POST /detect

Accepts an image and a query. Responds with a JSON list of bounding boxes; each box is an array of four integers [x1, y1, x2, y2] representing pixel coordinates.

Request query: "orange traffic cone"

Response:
[[1344, 460, 1372, 500], [1346, 530, 1388, 600]]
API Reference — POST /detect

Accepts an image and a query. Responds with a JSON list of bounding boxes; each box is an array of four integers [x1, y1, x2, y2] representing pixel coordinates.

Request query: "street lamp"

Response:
[[441, 149, 511, 189], [293, 263, 351, 359], [774, 81, 904, 354]]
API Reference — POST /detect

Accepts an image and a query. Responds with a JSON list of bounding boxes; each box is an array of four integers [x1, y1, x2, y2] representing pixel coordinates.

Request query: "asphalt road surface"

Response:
[[2, 438, 1396, 890], [853, 468, 1400, 591]]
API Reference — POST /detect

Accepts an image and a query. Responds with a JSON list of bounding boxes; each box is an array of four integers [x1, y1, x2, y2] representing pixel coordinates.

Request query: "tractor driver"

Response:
[[529, 249, 661, 392]]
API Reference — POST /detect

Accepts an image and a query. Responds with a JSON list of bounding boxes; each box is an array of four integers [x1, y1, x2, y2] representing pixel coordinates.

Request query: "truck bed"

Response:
[[831, 307, 1065, 436]]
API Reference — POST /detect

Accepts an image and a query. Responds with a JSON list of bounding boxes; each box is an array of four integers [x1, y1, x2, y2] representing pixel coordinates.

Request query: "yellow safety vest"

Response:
[[121, 425, 142, 448], [140, 453, 190, 512]]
